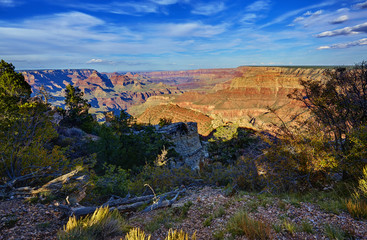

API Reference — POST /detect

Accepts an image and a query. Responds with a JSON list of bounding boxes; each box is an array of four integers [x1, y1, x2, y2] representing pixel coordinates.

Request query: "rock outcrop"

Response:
[[157, 122, 206, 170]]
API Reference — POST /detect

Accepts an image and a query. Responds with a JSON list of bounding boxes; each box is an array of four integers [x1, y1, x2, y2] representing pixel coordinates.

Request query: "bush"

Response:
[[159, 117, 172, 128], [91, 164, 130, 200], [226, 210, 272, 240], [128, 165, 198, 194], [200, 159, 262, 191], [208, 124, 259, 165], [346, 165, 367, 219], [92, 124, 174, 173], [58, 206, 129, 240]]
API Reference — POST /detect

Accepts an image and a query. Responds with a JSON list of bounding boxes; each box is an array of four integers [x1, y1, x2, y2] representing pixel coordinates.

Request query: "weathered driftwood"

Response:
[[142, 188, 185, 212], [116, 199, 152, 211], [102, 194, 154, 207], [56, 187, 186, 218]]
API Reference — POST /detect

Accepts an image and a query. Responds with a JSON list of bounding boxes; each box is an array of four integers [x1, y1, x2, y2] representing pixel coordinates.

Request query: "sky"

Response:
[[0, 0, 367, 72]]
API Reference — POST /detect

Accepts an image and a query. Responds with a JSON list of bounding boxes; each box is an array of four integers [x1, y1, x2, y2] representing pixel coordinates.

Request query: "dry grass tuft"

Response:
[[226, 210, 272, 240], [124, 228, 151, 240], [58, 206, 128, 240], [165, 229, 196, 240]]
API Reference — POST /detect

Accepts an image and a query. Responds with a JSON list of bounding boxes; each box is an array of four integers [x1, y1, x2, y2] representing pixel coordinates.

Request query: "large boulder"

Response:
[[156, 122, 207, 170]]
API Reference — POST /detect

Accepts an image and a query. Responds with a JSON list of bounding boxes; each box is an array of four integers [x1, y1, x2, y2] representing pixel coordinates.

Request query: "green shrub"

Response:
[[91, 124, 173, 173], [58, 206, 129, 240], [128, 165, 198, 194], [282, 219, 297, 235], [208, 124, 259, 165], [226, 210, 272, 240], [300, 220, 314, 233], [324, 224, 353, 240], [91, 164, 129, 199], [159, 117, 172, 127]]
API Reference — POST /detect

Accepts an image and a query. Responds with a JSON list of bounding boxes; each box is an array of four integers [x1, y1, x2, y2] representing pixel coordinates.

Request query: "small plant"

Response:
[[277, 200, 287, 211], [125, 228, 151, 240], [36, 221, 51, 230], [165, 229, 196, 240], [145, 211, 173, 233], [300, 220, 314, 234], [58, 206, 129, 240], [282, 219, 297, 235], [173, 201, 193, 220], [272, 223, 282, 233], [346, 165, 367, 219], [324, 224, 350, 240], [2, 215, 19, 229], [226, 210, 272, 240], [203, 215, 213, 227], [213, 206, 226, 218], [346, 198, 367, 219], [213, 230, 225, 240], [159, 117, 172, 127]]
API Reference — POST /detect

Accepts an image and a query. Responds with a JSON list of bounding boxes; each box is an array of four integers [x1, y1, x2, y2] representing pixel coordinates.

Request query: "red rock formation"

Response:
[[172, 67, 326, 129], [21, 69, 183, 119]]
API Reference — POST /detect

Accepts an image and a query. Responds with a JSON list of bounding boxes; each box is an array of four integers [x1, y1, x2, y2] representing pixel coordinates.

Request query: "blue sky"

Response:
[[1, 0, 366, 71]]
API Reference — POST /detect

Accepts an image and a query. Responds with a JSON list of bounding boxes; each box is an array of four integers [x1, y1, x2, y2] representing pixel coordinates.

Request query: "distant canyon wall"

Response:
[[21, 69, 182, 119], [172, 67, 326, 129]]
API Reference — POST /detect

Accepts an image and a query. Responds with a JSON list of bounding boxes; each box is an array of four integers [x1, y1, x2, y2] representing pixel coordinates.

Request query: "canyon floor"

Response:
[[1, 186, 367, 240]]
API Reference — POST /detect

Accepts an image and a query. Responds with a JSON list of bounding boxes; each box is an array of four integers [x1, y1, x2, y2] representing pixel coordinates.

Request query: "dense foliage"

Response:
[[0, 60, 66, 183]]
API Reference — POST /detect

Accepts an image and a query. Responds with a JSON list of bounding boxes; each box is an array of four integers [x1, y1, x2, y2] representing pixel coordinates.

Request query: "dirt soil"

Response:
[[1, 186, 367, 240]]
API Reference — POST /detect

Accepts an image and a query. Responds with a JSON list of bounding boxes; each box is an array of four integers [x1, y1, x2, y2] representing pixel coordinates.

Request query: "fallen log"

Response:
[[56, 187, 186, 218], [142, 188, 185, 213]]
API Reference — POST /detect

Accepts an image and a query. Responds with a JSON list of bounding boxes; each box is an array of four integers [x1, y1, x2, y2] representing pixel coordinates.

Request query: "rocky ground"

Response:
[[1, 186, 367, 240]]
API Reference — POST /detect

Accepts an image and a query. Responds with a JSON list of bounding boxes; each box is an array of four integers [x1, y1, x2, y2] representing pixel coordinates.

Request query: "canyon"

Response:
[[21, 69, 183, 120], [21, 66, 327, 132]]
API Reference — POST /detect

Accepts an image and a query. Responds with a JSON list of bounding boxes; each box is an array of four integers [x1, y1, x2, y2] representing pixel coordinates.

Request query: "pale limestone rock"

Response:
[[157, 122, 206, 170]]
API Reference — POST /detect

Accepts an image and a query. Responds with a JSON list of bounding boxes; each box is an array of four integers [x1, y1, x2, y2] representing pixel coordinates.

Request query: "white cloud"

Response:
[[317, 22, 367, 37], [246, 0, 271, 12], [0, 0, 14, 6], [293, 16, 305, 22], [158, 22, 226, 37], [191, 2, 225, 16], [317, 38, 367, 49], [241, 13, 258, 24], [67, 2, 159, 16], [261, 1, 336, 28], [355, 1, 367, 9], [87, 59, 104, 63], [330, 15, 349, 24], [150, 0, 188, 5]]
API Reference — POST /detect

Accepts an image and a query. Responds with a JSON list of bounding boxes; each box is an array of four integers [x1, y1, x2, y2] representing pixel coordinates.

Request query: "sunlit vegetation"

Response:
[[58, 206, 129, 240]]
